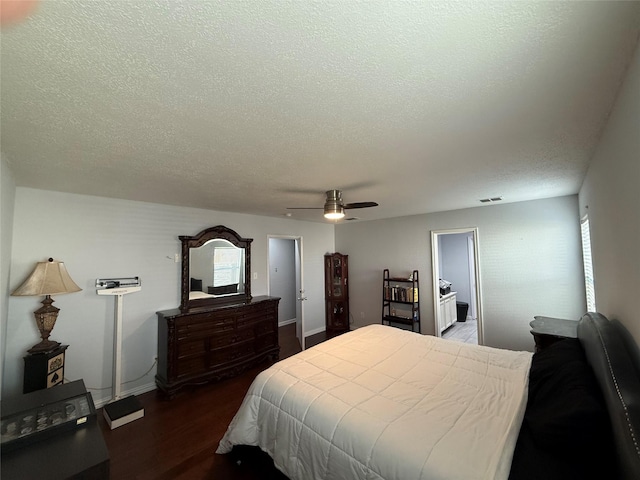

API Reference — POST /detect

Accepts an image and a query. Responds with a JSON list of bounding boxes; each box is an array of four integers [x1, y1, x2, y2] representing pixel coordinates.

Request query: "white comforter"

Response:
[[217, 324, 532, 480], [188, 290, 214, 300]]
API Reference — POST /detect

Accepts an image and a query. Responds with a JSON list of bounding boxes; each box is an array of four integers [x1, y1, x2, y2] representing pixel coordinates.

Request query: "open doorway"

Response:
[[267, 236, 305, 350], [431, 228, 483, 345]]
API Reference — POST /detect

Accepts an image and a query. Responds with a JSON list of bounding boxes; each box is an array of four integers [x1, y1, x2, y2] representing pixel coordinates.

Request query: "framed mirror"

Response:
[[180, 225, 252, 311]]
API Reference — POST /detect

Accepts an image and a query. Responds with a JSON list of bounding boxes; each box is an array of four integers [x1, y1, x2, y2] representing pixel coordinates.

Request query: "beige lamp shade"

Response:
[[12, 258, 81, 353], [12, 258, 82, 296]]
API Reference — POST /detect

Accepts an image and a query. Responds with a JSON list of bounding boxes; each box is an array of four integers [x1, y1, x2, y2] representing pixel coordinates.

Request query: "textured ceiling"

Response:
[[1, 1, 639, 222]]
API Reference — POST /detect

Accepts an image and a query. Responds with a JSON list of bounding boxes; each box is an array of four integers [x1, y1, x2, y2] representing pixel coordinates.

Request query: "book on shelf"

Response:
[[384, 285, 418, 302]]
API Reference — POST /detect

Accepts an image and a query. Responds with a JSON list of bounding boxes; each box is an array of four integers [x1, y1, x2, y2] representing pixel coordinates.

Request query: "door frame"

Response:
[[431, 228, 484, 344], [467, 235, 478, 320], [267, 235, 305, 350]]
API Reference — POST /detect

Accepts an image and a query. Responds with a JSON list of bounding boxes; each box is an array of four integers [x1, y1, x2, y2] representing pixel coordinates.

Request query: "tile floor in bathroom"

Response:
[[442, 317, 478, 344]]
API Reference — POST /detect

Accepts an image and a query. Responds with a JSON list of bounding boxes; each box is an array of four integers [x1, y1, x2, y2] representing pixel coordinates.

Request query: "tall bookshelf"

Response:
[[382, 269, 420, 333]]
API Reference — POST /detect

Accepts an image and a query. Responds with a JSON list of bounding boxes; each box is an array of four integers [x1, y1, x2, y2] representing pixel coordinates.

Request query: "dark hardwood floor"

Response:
[[98, 324, 330, 479]]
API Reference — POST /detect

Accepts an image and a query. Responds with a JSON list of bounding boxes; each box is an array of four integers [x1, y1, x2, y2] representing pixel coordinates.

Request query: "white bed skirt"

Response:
[[218, 324, 532, 480]]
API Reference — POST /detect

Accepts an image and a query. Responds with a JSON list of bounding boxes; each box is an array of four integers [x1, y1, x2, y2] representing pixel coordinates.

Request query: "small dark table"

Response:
[[1, 380, 110, 479], [23, 345, 68, 393], [530, 316, 579, 352]]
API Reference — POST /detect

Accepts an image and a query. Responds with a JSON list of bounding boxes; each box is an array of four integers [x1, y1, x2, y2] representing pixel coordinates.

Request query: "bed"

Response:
[[217, 313, 640, 479], [188, 290, 214, 300]]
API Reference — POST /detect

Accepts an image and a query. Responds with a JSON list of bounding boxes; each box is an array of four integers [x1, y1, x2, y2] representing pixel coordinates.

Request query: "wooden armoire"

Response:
[[324, 253, 349, 334]]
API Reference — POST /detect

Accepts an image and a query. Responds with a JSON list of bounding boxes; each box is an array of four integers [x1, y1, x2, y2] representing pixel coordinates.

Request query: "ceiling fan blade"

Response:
[[343, 202, 378, 209], [286, 207, 324, 210]]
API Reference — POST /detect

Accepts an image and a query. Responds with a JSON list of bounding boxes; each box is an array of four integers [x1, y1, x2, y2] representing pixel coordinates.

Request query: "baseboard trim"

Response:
[[304, 326, 326, 337], [278, 318, 297, 327], [93, 382, 157, 409]]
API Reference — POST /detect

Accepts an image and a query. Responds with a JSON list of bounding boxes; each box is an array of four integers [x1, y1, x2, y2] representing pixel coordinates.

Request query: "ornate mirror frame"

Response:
[[180, 225, 252, 312]]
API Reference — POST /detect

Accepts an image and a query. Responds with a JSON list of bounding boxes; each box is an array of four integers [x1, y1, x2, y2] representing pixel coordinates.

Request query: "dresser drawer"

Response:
[[177, 315, 235, 337], [176, 355, 207, 378], [211, 340, 255, 365], [237, 314, 276, 328], [255, 332, 278, 353], [177, 338, 206, 357], [254, 319, 277, 336], [210, 328, 255, 349]]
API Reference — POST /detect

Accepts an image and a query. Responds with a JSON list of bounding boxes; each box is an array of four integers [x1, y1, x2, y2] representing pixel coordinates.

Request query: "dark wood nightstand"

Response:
[[530, 316, 578, 352], [23, 345, 68, 393]]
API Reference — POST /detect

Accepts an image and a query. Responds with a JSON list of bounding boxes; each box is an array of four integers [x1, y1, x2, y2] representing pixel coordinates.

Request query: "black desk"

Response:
[[530, 316, 578, 352], [1, 381, 110, 480]]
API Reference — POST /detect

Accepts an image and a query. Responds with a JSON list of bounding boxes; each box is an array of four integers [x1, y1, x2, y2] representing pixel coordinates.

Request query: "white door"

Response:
[[467, 235, 477, 320], [295, 237, 305, 350]]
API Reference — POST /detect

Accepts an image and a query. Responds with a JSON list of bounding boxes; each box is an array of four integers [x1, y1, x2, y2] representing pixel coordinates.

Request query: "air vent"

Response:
[[480, 197, 503, 203], [345, 217, 359, 221]]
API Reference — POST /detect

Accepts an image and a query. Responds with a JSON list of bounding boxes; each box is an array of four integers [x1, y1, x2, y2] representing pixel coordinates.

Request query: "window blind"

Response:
[[581, 216, 596, 312]]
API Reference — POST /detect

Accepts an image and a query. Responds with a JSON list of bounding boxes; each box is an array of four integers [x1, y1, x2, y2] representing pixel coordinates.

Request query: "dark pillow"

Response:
[[190, 278, 202, 291], [522, 338, 615, 476]]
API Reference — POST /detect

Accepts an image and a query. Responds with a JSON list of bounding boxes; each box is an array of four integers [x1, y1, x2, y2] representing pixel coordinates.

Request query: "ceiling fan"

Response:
[[287, 189, 378, 220]]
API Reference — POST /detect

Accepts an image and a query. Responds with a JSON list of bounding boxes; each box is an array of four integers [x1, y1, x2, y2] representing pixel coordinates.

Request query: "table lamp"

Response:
[[11, 258, 82, 353]]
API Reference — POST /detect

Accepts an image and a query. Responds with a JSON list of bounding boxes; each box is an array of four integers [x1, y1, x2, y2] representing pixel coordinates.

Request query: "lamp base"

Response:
[[28, 295, 61, 354], [27, 339, 61, 354]]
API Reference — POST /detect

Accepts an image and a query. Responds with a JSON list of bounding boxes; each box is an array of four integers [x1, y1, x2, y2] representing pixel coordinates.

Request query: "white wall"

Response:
[[579, 42, 640, 344], [440, 233, 473, 306], [189, 241, 215, 290], [1, 157, 17, 397], [5, 188, 334, 403], [336, 195, 585, 351]]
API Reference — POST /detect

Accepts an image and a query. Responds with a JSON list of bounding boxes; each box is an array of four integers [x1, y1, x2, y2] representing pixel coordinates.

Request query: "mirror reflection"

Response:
[[189, 239, 246, 300]]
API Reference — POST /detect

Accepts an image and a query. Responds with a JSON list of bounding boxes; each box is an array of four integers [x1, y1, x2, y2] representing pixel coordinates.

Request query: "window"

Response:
[[580, 216, 596, 312], [213, 246, 242, 287]]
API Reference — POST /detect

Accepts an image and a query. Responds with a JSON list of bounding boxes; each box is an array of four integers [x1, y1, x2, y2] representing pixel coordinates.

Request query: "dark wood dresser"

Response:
[[156, 296, 280, 398]]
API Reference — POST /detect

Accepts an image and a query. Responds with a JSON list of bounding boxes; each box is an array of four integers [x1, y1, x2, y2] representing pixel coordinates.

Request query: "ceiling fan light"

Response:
[[324, 205, 345, 220]]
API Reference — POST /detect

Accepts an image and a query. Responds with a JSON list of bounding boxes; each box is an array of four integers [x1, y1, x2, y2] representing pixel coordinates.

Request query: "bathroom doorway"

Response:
[[267, 236, 305, 350], [431, 228, 483, 345]]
